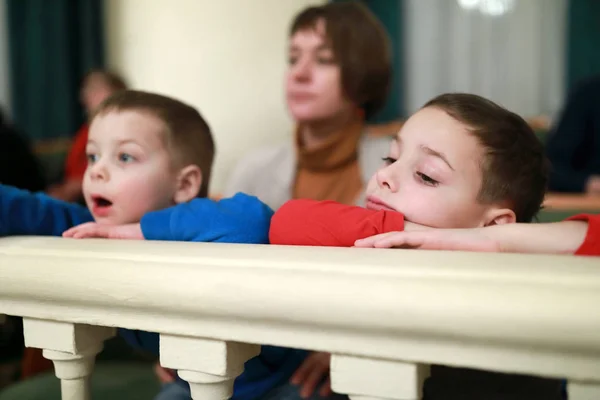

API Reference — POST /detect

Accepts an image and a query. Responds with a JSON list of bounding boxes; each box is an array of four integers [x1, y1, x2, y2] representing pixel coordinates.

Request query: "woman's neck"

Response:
[[300, 109, 359, 151]]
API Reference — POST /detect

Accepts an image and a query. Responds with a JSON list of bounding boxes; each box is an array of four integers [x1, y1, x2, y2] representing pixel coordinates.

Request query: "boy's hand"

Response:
[[354, 229, 500, 252], [62, 222, 144, 240], [291, 351, 332, 398]]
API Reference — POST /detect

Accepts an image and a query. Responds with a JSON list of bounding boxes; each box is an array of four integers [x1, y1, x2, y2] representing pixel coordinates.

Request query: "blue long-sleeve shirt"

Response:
[[0, 184, 307, 400]]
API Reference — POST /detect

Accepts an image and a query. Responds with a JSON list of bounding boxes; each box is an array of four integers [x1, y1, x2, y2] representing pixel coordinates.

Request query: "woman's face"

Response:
[[286, 21, 354, 123]]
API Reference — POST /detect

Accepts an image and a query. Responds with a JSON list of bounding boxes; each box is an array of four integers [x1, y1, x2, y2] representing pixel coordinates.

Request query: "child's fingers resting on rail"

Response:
[[354, 229, 501, 252], [62, 222, 144, 240], [354, 231, 404, 248]]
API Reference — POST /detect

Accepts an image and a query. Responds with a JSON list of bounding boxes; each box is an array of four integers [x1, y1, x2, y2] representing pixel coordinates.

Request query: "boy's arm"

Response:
[[140, 193, 273, 244], [479, 220, 590, 255], [356, 216, 596, 256], [269, 199, 405, 247], [0, 184, 93, 236]]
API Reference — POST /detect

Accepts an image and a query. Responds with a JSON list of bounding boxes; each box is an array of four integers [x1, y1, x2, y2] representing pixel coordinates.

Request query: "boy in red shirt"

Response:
[[270, 93, 566, 399], [271, 93, 549, 248], [270, 93, 599, 258]]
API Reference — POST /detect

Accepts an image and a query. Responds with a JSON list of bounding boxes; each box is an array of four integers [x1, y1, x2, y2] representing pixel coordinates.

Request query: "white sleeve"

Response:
[[223, 154, 256, 198]]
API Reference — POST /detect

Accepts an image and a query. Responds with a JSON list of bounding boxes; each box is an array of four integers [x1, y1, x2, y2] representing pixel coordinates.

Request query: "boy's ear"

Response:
[[483, 208, 516, 227], [174, 165, 202, 204]]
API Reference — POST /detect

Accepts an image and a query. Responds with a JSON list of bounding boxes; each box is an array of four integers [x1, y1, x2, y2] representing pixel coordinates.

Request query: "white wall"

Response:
[[104, 0, 325, 194]]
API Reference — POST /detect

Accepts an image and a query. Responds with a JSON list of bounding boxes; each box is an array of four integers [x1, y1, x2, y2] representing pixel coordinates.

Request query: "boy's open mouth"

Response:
[[92, 196, 113, 208]]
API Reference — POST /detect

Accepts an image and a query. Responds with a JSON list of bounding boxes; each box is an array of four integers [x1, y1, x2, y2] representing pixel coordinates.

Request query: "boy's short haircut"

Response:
[[83, 69, 128, 91], [290, 1, 391, 119], [423, 93, 549, 223], [94, 90, 215, 198]]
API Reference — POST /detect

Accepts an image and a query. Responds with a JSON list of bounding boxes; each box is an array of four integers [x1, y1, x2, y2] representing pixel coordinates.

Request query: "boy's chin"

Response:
[[403, 220, 436, 231], [92, 214, 134, 226], [92, 218, 117, 226]]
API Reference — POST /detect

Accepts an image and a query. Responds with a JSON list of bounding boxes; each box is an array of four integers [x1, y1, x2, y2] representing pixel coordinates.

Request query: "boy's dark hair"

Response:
[[83, 69, 128, 91], [423, 93, 549, 222], [94, 90, 215, 198], [290, 1, 391, 119]]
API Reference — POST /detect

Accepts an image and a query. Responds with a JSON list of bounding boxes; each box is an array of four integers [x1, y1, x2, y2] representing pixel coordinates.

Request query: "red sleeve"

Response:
[[269, 199, 405, 247], [64, 125, 89, 180], [566, 214, 600, 256]]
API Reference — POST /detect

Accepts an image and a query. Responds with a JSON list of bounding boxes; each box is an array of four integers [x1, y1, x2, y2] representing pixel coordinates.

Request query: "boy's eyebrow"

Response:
[[421, 145, 455, 171], [117, 139, 140, 145]]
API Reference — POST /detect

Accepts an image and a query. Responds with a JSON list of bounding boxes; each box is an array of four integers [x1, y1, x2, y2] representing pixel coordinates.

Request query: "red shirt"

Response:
[[567, 214, 600, 256], [270, 199, 600, 257], [64, 124, 89, 181], [269, 199, 404, 247]]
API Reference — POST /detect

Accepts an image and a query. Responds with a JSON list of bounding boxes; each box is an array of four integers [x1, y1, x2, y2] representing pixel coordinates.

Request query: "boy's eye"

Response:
[[417, 172, 439, 187], [86, 153, 98, 164], [381, 157, 396, 165], [118, 153, 135, 163]]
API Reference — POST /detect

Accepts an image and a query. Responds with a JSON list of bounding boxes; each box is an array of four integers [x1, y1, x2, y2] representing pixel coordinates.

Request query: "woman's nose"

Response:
[[291, 58, 312, 81]]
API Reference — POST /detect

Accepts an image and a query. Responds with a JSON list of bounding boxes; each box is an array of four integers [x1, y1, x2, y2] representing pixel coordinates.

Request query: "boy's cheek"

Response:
[[401, 202, 451, 229]]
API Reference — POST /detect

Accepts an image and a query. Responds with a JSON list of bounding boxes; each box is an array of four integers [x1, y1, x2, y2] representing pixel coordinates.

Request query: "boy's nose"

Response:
[[89, 163, 109, 181], [377, 166, 397, 192]]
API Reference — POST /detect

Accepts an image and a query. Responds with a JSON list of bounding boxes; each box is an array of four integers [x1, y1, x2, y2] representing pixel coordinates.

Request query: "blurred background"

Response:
[[0, 0, 597, 195]]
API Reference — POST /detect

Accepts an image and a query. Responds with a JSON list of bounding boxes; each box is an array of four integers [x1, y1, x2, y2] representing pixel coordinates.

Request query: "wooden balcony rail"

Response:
[[1, 236, 599, 400]]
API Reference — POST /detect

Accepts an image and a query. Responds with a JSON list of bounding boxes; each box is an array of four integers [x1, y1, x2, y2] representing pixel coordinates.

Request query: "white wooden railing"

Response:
[[1, 236, 600, 400]]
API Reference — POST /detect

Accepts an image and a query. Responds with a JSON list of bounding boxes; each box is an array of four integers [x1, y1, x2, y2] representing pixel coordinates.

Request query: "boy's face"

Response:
[[82, 110, 179, 225], [366, 107, 500, 229]]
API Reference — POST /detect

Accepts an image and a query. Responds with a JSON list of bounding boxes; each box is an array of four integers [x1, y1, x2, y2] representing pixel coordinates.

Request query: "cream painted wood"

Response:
[[23, 319, 115, 353], [42, 348, 98, 400], [160, 335, 260, 400], [1, 236, 600, 399], [568, 382, 600, 400], [331, 355, 429, 400], [22, 319, 114, 400]]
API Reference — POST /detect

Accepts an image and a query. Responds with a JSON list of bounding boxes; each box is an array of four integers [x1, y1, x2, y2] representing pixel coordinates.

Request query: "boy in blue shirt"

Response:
[[0, 90, 307, 400]]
